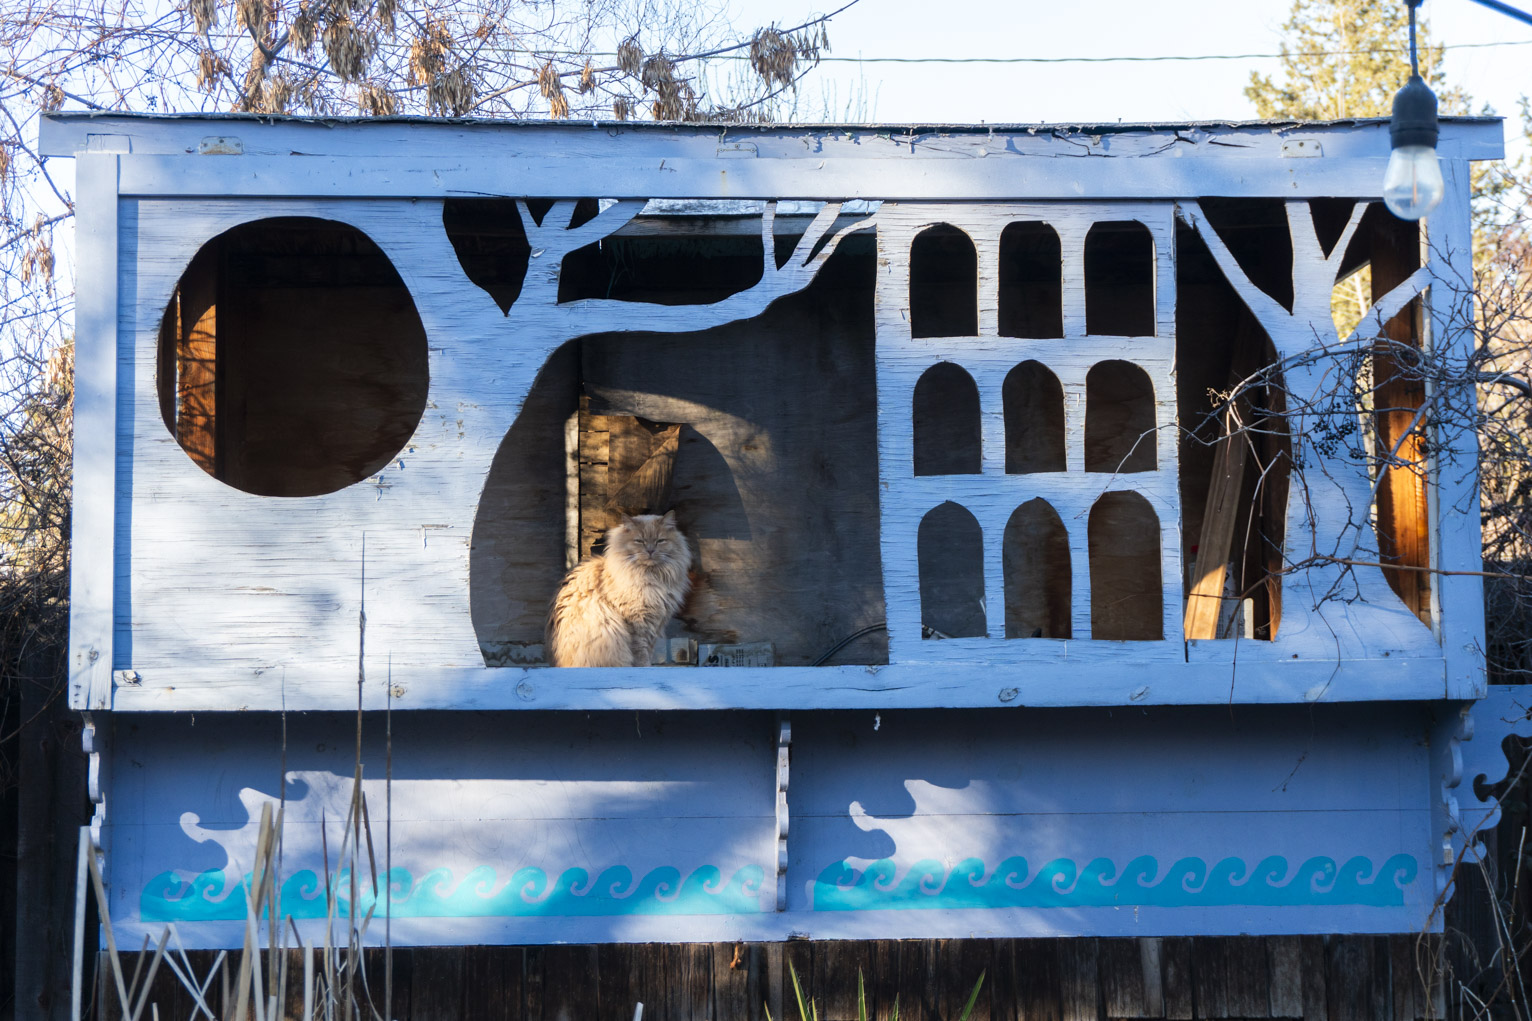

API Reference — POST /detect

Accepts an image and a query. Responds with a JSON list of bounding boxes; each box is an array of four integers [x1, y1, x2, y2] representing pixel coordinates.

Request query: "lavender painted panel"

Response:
[[787, 706, 1438, 935], [100, 703, 1454, 946]]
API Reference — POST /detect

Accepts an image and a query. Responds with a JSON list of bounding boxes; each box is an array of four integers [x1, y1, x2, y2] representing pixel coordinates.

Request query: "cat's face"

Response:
[[609, 512, 688, 571]]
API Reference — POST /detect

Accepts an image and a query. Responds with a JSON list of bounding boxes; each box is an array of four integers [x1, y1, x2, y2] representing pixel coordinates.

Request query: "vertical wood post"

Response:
[[68, 153, 120, 711]]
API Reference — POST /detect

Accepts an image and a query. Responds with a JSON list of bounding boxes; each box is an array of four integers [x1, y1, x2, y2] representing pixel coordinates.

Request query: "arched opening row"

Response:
[[913, 360, 1157, 476], [917, 493, 1163, 642], [909, 221, 1157, 340]]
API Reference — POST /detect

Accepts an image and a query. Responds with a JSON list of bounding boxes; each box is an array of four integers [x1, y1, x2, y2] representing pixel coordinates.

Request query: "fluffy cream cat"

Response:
[[545, 511, 692, 667]]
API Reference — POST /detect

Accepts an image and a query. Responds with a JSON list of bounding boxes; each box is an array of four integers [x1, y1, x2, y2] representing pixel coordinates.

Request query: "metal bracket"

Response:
[[775, 712, 791, 911]]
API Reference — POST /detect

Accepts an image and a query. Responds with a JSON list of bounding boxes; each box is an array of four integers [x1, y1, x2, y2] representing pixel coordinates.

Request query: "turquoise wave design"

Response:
[[141, 863, 768, 922], [812, 854, 1419, 911]]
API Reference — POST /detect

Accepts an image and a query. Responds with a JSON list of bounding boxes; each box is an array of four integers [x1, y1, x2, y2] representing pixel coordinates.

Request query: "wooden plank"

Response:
[[1225, 936, 1271, 1018], [410, 946, 465, 1021], [1192, 937, 1230, 1019], [103, 654, 1456, 712], [1369, 211, 1431, 626], [1183, 408, 1251, 639], [870, 939, 903, 1021], [1160, 938, 1194, 1021], [68, 153, 118, 711], [1098, 938, 1148, 1019], [988, 940, 1019, 1021], [1428, 159, 1490, 699], [1267, 936, 1304, 1018], [108, 152, 1484, 203], [1058, 939, 1100, 1021], [39, 112, 1507, 163], [1139, 939, 1166, 1019], [1326, 936, 1371, 1021]]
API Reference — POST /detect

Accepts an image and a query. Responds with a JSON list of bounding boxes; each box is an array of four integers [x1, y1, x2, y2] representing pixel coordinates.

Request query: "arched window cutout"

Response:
[[1004, 361, 1066, 473], [155, 217, 429, 497], [1004, 500, 1071, 638], [1085, 360, 1156, 473], [919, 502, 987, 639], [914, 362, 982, 475], [1089, 492, 1162, 640], [999, 222, 1063, 338], [910, 224, 978, 338], [1085, 220, 1155, 336]]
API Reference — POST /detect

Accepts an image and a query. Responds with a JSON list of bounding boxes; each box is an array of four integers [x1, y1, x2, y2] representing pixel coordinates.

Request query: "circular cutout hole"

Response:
[[156, 217, 429, 497]]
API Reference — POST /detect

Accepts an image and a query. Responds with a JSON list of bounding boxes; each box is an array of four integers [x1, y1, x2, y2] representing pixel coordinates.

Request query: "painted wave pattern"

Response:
[[140, 864, 768, 922], [812, 854, 1420, 911]]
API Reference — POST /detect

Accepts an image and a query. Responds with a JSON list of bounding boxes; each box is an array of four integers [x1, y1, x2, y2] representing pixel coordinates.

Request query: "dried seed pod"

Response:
[[188, 0, 218, 33], [289, 4, 315, 51], [408, 20, 451, 86], [612, 96, 631, 120], [196, 49, 231, 91], [323, 14, 374, 82], [616, 35, 642, 76], [427, 64, 477, 116], [358, 81, 398, 116], [40, 85, 64, 111], [0, 144, 10, 184], [375, 0, 395, 36], [580, 59, 593, 95], [538, 60, 568, 117], [748, 27, 796, 88]]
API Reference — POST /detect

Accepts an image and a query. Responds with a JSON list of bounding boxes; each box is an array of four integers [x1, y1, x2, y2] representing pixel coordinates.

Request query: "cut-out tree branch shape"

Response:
[[1179, 199, 1435, 654], [506, 199, 875, 340]]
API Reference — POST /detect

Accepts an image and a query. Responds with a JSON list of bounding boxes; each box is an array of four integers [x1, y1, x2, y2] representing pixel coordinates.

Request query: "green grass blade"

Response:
[[890, 993, 899, 1021], [789, 961, 812, 1021], [857, 969, 867, 1021], [955, 970, 987, 1021]]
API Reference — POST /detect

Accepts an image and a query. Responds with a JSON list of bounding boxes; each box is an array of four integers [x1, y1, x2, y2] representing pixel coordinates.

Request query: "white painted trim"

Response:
[[68, 155, 119, 711], [112, 153, 1455, 202], [104, 656, 1450, 712], [37, 113, 1507, 163], [1429, 160, 1489, 701]]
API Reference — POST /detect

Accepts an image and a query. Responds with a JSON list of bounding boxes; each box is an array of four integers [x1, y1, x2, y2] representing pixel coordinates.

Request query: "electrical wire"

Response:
[[530, 38, 1532, 66], [810, 623, 888, 666]]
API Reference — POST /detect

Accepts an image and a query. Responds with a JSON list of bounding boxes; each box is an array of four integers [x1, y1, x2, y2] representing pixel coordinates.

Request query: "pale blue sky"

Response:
[[728, 0, 1532, 153]]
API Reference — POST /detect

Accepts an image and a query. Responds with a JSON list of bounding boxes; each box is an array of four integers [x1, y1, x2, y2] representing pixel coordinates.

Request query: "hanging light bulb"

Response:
[[1384, 74, 1443, 220], [1383, 1, 1443, 220]]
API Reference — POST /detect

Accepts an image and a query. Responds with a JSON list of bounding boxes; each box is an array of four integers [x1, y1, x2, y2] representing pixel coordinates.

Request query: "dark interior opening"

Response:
[[470, 232, 886, 667], [1004, 499, 1071, 639], [558, 231, 765, 305], [910, 224, 978, 338], [1004, 361, 1066, 473], [1088, 491, 1162, 640], [919, 501, 987, 639], [1084, 220, 1156, 336], [1085, 360, 1156, 473], [914, 362, 982, 476], [155, 217, 429, 497], [999, 221, 1063, 339]]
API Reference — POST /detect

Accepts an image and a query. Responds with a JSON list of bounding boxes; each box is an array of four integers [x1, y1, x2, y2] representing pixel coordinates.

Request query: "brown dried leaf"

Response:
[[579, 59, 593, 94]]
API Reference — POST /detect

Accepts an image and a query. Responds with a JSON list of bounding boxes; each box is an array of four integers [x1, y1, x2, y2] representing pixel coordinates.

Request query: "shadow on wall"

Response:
[[470, 240, 888, 667]]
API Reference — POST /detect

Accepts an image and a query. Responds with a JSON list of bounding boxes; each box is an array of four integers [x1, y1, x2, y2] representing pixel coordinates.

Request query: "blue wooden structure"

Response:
[[40, 111, 1529, 951]]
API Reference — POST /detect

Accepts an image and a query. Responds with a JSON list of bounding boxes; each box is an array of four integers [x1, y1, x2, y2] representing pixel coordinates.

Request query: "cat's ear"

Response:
[[661, 510, 677, 527], [619, 513, 636, 528]]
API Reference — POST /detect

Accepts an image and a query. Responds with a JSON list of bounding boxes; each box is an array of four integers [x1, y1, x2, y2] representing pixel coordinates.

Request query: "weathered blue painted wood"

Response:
[[98, 705, 1458, 946]]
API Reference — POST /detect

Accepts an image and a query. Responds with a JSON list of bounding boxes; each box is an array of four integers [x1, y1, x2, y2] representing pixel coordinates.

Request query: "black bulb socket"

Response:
[[1390, 73, 1439, 150]]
